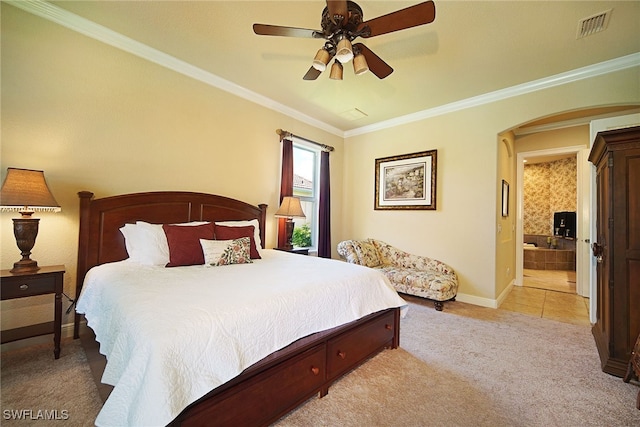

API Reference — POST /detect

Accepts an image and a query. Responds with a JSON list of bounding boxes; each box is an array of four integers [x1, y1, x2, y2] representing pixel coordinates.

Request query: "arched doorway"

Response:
[[499, 105, 640, 323]]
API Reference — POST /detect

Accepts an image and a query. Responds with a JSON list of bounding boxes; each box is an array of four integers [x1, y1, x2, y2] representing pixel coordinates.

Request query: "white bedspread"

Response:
[[76, 249, 407, 427]]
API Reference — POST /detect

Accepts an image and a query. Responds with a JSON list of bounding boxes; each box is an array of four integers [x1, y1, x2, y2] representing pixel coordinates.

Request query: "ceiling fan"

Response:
[[253, 1, 436, 80]]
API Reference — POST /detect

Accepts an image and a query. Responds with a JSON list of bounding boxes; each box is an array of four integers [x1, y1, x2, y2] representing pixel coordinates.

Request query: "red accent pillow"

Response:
[[162, 223, 215, 267], [214, 225, 261, 259]]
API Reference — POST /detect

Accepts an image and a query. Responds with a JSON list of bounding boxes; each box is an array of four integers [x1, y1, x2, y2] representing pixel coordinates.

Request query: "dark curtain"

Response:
[[318, 150, 331, 258], [278, 138, 293, 248]]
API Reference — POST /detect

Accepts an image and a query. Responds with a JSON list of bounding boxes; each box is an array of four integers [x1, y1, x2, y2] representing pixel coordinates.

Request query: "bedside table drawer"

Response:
[[2, 275, 57, 299], [1, 265, 65, 359]]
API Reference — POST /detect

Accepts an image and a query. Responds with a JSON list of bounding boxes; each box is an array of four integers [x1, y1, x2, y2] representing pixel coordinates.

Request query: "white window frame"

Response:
[[291, 140, 320, 249]]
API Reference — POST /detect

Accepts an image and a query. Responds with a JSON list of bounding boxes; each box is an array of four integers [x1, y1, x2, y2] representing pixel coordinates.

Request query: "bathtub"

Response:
[[523, 245, 575, 270]]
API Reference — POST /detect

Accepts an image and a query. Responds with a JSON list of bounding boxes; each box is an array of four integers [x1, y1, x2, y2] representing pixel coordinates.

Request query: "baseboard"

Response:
[[454, 292, 500, 309], [495, 279, 516, 308]]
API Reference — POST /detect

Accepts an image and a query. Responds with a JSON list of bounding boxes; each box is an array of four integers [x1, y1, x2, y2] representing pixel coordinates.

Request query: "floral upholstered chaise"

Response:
[[337, 239, 458, 311]]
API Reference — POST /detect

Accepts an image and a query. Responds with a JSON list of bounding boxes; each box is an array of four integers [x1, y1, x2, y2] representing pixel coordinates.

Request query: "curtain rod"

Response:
[[276, 129, 334, 152]]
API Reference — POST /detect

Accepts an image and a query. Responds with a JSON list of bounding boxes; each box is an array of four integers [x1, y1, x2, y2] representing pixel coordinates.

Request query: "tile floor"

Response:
[[499, 269, 590, 326]]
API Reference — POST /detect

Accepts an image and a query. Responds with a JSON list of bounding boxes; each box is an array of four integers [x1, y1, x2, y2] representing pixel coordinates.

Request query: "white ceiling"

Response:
[[36, 1, 640, 134]]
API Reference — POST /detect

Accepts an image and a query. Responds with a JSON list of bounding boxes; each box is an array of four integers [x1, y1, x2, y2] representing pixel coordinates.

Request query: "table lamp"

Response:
[[0, 168, 61, 273], [274, 196, 306, 250]]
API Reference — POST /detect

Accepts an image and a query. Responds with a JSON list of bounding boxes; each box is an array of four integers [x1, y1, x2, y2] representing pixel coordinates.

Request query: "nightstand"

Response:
[[1, 265, 65, 359], [275, 247, 309, 256]]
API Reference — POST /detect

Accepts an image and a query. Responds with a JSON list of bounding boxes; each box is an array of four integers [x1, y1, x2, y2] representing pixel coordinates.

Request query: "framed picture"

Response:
[[375, 150, 437, 210], [502, 180, 509, 217]]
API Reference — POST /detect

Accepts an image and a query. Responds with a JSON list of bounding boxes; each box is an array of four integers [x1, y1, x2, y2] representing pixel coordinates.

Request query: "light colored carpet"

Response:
[[277, 296, 640, 426], [2, 297, 639, 426], [0, 338, 102, 426]]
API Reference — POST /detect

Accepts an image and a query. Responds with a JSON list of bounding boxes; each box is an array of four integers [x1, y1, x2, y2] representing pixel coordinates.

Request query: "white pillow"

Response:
[[119, 223, 141, 262], [134, 221, 171, 266], [214, 219, 262, 255]]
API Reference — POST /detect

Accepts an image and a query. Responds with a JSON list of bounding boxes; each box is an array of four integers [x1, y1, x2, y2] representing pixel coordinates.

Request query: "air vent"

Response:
[[576, 9, 612, 39]]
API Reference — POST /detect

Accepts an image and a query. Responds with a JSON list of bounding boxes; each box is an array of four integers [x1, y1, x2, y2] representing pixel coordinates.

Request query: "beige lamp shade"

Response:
[[312, 48, 331, 72], [274, 196, 306, 219], [353, 52, 369, 75], [329, 60, 343, 80], [335, 36, 353, 63], [1, 168, 60, 273], [0, 168, 61, 215]]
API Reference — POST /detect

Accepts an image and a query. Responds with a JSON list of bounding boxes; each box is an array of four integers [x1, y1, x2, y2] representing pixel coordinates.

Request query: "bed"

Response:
[[72, 191, 406, 427]]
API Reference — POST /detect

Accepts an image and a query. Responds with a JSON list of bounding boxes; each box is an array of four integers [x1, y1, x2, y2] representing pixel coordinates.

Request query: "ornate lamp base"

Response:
[[10, 217, 40, 273], [283, 218, 294, 251]]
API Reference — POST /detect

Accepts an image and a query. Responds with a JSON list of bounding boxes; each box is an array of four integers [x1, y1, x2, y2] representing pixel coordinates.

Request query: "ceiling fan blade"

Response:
[[353, 43, 393, 79], [359, 1, 436, 38], [326, 0, 348, 25], [303, 67, 322, 80], [253, 23, 323, 39]]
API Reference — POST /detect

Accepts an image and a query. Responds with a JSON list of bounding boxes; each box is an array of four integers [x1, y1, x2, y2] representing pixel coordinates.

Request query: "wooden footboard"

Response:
[[171, 307, 400, 426], [79, 307, 399, 426]]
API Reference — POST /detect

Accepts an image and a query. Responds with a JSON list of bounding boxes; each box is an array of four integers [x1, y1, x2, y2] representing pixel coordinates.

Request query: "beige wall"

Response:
[[516, 125, 591, 153], [343, 69, 639, 306], [0, 4, 344, 331], [1, 3, 639, 334]]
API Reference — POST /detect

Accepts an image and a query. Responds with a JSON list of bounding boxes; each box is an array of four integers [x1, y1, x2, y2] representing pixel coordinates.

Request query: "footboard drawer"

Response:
[[327, 310, 396, 380], [179, 344, 326, 427]]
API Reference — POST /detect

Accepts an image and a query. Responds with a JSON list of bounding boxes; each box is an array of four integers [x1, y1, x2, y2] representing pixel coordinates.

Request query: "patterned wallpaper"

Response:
[[523, 157, 577, 235]]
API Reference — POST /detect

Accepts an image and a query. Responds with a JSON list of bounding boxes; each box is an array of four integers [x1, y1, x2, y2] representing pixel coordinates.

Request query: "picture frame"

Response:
[[375, 150, 437, 210], [502, 179, 509, 217]]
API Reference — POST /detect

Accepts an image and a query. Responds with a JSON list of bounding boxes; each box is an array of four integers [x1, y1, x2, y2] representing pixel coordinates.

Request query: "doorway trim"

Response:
[[515, 145, 589, 298]]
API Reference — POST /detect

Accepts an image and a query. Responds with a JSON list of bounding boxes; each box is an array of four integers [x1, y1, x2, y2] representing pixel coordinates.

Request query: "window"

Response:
[[292, 142, 320, 248]]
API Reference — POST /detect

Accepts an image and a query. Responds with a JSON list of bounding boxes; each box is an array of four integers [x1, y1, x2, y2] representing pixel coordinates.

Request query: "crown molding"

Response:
[[7, 0, 639, 140], [6, 0, 344, 137], [344, 52, 640, 138]]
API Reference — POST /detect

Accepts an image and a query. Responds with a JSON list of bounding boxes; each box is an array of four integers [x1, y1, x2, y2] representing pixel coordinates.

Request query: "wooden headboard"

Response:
[[74, 191, 267, 337]]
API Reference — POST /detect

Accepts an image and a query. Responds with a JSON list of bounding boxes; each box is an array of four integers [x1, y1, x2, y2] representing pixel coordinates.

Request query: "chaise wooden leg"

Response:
[[434, 301, 443, 311]]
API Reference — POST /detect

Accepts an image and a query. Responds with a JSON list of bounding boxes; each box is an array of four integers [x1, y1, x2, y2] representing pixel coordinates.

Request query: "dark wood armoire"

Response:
[[588, 125, 640, 378]]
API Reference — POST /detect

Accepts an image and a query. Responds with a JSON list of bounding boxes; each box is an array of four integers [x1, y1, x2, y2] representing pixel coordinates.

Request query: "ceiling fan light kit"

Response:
[[330, 60, 344, 80], [312, 48, 331, 71], [335, 35, 354, 63], [353, 51, 369, 75], [253, 1, 436, 80]]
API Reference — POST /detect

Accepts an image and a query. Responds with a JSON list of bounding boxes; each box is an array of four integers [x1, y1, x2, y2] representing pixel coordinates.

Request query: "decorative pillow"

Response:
[[353, 240, 381, 268], [200, 238, 253, 266], [214, 225, 261, 259], [162, 222, 215, 267], [215, 220, 262, 256]]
